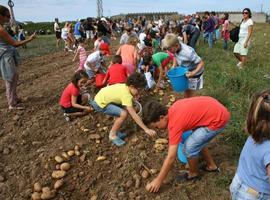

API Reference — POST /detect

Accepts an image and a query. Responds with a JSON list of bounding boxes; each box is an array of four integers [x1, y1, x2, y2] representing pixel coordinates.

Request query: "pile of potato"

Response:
[[154, 138, 168, 151], [31, 145, 81, 200]]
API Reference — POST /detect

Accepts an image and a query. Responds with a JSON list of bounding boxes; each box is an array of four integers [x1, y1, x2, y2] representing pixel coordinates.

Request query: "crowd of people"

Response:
[[1, 3, 269, 199]]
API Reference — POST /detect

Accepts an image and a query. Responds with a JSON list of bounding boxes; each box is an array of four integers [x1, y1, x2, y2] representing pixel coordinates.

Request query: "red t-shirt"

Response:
[[105, 63, 128, 85], [59, 83, 80, 108], [168, 96, 230, 145]]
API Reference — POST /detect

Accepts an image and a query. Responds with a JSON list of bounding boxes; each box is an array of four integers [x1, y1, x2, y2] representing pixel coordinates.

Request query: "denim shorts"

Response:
[[230, 174, 270, 200], [90, 100, 123, 117], [183, 126, 225, 158]]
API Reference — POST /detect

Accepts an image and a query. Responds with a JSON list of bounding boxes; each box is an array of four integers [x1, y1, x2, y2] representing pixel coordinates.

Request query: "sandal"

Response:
[[8, 105, 24, 110], [117, 132, 127, 139], [109, 136, 126, 147], [200, 165, 221, 173], [176, 172, 199, 183], [63, 113, 70, 122]]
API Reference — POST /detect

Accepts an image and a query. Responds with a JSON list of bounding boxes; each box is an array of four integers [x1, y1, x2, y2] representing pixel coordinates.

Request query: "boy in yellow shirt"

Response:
[[90, 73, 156, 146]]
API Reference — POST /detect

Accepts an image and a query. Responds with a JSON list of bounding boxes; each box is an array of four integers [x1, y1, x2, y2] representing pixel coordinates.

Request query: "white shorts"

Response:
[[233, 37, 250, 56], [188, 74, 203, 91]]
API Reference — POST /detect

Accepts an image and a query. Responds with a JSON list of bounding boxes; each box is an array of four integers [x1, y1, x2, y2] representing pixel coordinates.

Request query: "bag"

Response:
[[144, 72, 156, 89], [229, 26, 240, 42]]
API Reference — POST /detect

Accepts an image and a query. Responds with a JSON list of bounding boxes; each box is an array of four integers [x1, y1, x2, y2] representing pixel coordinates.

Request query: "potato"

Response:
[[155, 138, 168, 144], [54, 179, 64, 190], [32, 192, 41, 200], [41, 187, 50, 193], [96, 156, 106, 161], [75, 150, 81, 156], [150, 169, 158, 174], [41, 190, 55, 200], [54, 156, 64, 163], [154, 143, 166, 151], [145, 183, 151, 192], [52, 170, 66, 179], [67, 150, 75, 156], [74, 145, 79, 151], [33, 182, 42, 192], [141, 170, 150, 179], [60, 162, 70, 171], [61, 152, 70, 160]]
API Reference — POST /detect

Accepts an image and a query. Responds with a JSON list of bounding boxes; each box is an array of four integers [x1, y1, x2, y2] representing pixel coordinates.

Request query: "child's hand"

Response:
[[84, 106, 92, 112], [145, 129, 157, 137], [186, 72, 194, 78], [146, 178, 162, 193]]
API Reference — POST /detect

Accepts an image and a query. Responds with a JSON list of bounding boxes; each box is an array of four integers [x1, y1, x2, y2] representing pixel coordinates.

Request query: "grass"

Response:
[[18, 24, 270, 157]]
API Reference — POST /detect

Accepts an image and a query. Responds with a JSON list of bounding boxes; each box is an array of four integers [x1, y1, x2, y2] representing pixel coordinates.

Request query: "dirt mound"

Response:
[[0, 49, 234, 200]]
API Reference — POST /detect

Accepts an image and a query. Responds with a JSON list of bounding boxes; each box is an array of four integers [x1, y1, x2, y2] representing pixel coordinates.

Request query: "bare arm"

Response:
[[267, 165, 270, 183], [116, 46, 121, 55], [183, 32, 188, 44], [85, 61, 97, 72], [72, 49, 79, 62], [71, 95, 91, 111], [146, 145, 178, 193], [244, 25, 253, 48], [126, 106, 156, 137], [0, 27, 35, 47], [186, 60, 204, 78]]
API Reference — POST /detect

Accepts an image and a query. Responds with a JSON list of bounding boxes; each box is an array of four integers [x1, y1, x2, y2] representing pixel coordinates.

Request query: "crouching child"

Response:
[[142, 96, 230, 192]]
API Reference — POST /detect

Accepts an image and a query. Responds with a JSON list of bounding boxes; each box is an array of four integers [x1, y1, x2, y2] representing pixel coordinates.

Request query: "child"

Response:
[[230, 90, 270, 199], [162, 34, 205, 98], [90, 73, 156, 146], [93, 32, 104, 51], [84, 42, 110, 84], [72, 38, 87, 71], [18, 27, 27, 49], [221, 13, 230, 50], [116, 35, 138, 75], [59, 70, 92, 121], [142, 96, 230, 192], [102, 55, 128, 85]]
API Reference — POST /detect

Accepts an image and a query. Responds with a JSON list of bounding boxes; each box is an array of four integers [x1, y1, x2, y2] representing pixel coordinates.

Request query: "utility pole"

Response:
[[261, 3, 263, 13], [97, 0, 103, 18], [8, 0, 16, 29]]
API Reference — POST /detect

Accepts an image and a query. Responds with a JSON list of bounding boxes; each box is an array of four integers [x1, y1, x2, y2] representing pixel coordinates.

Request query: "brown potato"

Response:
[[51, 170, 66, 179], [54, 179, 64, 190], [67, 150, 75, 156], [31, 192, 41, 200], [33, 182, 42, 192], [54, 156, 64, 163], [60, 163, 71, 171]]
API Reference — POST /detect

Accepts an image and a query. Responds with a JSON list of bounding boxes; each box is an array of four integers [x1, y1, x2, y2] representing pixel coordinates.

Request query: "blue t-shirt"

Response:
[[74, 22, 81, 36], [237, 136, 270, 194]]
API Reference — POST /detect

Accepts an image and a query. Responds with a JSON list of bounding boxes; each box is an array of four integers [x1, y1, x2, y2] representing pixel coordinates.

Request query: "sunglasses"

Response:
[[242, 12, 249, 14]]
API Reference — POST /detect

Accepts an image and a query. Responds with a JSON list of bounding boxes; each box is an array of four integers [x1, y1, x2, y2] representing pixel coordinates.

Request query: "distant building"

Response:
[[112, 12, 179, 21], [196, 11, 267, 23], [22, 21, 34, 25]]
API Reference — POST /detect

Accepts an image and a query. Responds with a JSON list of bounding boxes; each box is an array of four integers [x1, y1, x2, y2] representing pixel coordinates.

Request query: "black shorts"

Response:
[[61, 95, 83, 113], [56, 31, 61, 39]]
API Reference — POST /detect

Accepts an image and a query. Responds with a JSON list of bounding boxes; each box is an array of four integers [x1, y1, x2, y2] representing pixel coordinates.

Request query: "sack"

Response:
[[229, 26, 240, 42], [144, 72, 156, 89]]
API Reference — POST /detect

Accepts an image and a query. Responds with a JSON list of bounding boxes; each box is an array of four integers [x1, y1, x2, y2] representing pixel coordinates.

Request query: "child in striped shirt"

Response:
[[73, 38, 87, 71]]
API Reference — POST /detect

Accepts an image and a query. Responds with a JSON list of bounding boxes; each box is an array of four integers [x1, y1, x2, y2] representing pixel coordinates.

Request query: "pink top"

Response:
[[119, 44, 136, 66], [222, 20, 229, 32], [78, 46, 87, 70]]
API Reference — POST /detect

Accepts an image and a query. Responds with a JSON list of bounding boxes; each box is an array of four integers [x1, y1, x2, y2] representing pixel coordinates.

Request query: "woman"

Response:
[[0, 5, 36, 109], [54, 18, 61, 47], [221, 13, 230, 50], [233, 8, 253, 69]]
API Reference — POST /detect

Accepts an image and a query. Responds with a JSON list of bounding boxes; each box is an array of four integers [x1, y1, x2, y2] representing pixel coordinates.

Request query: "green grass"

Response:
[[18, 24, 270, 156]]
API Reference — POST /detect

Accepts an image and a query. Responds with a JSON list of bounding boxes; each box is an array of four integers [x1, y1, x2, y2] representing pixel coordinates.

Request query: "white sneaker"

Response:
[[236, 62, 242, 67], [63, 113, 70, 122]]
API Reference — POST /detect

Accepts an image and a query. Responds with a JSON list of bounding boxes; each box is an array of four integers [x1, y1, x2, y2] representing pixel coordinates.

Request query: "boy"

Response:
[[93, 32, 104, 51], [90, 73, 156, 146], [142, 96, 230, 193], [102, 55, 128, 85], [163, 33, 204, 98], [84, 42, 110, 84]]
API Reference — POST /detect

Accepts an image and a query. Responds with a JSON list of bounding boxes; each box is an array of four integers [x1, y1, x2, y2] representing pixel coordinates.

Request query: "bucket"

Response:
[[177, 130, 192, 164], [167, 66, 188, 92], [95, 73, 106, 88]]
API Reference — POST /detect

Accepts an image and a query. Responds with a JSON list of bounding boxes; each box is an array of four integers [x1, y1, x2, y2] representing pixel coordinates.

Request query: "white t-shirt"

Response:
[[239, 18, 253, 39], [54, 22, 60, 32], [94, 39, 104, 51], [84, 51, 102, 71], [61, 28, 68, 39]]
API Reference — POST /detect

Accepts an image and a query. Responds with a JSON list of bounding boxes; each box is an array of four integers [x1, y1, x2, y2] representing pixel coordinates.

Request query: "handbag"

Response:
[[230, 20, 243, 43]]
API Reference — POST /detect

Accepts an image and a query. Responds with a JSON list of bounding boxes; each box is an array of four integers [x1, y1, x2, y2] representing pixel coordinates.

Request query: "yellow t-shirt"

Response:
[[94, 84, 133, 108]]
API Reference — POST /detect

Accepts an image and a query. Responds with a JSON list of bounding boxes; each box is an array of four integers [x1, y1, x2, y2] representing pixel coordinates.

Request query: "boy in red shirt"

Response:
[[142, 96, 230, 193], [102, 55, 129, 85]]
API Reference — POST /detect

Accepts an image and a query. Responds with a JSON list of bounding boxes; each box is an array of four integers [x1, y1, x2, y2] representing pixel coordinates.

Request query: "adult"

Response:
[[0, 5, 36, 109], [204, 11, 215, 48], [211, 12, 220, 41], [233, 8, 253, 69], [181, 23, 200, 49], [84, 18, 94, 41], [74, 19, 82, 40], [119, 25, 138, 45], [97, 17, 111, 45], [54, 18, 61, 47], [221, 13, 230, 50]]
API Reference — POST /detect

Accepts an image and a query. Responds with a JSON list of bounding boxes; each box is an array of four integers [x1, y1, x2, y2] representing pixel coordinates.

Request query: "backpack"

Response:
[[229, 27, 240, 42]]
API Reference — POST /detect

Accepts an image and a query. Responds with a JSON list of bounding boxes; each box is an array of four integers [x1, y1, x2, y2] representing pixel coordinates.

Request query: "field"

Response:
[[0, 23, 270, 200]]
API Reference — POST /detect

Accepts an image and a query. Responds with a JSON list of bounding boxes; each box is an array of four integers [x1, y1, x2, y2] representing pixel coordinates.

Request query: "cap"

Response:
[[99, 42, 110, 55], [100, 17, 107, 23]]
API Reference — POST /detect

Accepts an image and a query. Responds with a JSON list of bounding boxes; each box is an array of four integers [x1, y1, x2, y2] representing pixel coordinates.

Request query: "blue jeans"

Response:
[[206, 31, 214, 48], [230, 174, 270, 200], [183, 126, 225, 158], [223, 40, 228, 50], [90, 100, 123, 117]]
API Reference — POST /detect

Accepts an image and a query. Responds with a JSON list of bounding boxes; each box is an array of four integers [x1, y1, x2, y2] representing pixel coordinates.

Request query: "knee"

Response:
[[120, 110, 128, 119]]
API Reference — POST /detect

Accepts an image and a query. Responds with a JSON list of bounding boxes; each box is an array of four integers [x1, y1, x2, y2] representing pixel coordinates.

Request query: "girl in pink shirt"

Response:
[[73, 38, 87, 71], [221, 13, 230, 50], [116, 35, 138, 75]]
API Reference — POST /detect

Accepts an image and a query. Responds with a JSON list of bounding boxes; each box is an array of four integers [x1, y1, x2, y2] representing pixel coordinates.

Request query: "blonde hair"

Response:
[[162, 34, 179, 49], [246, 90, 270, 143], [127, 35, 139, 46]]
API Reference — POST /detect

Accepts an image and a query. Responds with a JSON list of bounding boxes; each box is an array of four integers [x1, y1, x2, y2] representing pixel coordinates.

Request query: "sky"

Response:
[[1, 0, 269, 22]]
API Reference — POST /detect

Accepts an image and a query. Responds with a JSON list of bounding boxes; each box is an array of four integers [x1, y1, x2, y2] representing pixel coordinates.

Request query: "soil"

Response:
[[0, 43, 235, 200]]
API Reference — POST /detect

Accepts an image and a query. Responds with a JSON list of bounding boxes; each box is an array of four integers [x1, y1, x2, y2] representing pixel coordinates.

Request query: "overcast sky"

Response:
[[2, 0, 269, 22]]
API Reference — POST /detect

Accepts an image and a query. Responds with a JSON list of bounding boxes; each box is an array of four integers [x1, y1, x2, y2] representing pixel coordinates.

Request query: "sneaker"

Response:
[[236, 62, 242, 68], [63, 113, 70, 122]]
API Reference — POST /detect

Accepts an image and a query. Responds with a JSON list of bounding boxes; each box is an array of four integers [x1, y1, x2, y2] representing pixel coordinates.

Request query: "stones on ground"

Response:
[[133, 174, 141, 188], [54, 156, 64, 163], [79, 171, 84, 177], [0, 175, 5, 182], [80, 154, 86, 162], [54, 179, 64, 190], [150, 169, 158, 175], [116, 163, 122, 169], [103, 160, 111, 165], [89, 134, 101, 140], [118, 192, 126, 198], [96, 156, 106, 161], [31, 192, 41, 200], [141, 170, 150, 179], [51, 170, 66, 179], [129, 192, 136, 199], [55, 164, 60, 170], [33, 182, 42, 192], [67, 150, 75, 156], [13, 115, 20, 121], [3, 147, 10, 155], [90, 195, 98, 200], [60, 163, 70, 171], [125, 180, 133, 188]]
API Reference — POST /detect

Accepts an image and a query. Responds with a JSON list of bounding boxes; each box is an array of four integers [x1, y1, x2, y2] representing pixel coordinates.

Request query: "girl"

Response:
[[221, 13, 230, 50], [230, 90, 270, 200], [0, 5, 36, 110], [72, 38, 87, 71], [59, 70, 92, 121], [116, 35, 138, 75], [233, 8, 253, 69]]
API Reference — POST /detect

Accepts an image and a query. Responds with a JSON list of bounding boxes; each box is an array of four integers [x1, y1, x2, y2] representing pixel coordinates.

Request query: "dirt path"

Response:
[[0, 50, 234, 200]]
